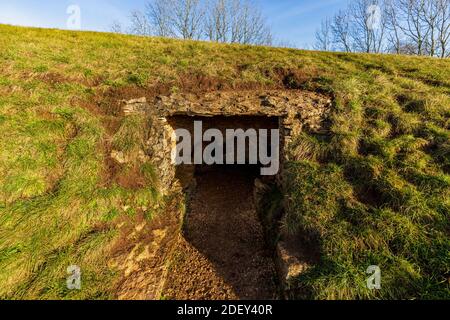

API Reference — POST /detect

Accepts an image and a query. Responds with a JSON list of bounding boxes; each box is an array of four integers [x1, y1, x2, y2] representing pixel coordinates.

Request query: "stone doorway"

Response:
[[119, 91, 331, 299], [159, 115, 282, 299]]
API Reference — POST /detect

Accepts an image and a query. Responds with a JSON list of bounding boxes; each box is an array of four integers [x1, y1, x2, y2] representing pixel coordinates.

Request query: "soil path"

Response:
[[163, 166, 278, 300]]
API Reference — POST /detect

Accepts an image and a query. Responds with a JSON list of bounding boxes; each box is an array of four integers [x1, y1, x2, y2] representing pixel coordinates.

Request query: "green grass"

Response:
[[0, 24, 448, 300], [284, 71, 449, 299]]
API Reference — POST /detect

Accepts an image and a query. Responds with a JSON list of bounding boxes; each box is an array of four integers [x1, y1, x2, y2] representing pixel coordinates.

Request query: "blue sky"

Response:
[[0, 0, 349, 48]]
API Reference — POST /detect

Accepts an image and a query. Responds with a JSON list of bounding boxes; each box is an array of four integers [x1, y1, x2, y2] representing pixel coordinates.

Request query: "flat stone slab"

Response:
[[151, 90, 332, 118]]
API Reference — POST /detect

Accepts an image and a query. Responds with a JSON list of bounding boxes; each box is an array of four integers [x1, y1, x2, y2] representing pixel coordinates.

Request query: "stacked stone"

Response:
[[120, 90, 331, 196]]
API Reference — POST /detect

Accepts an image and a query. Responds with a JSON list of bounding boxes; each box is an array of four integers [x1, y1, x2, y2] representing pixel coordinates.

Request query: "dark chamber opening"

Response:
[[167, 115, 280, 299]]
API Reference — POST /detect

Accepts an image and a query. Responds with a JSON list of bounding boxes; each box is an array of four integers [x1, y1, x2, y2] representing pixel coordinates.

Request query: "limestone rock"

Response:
[[123, 97, 147, 116], [276, 241, 309, 283], [111, 150, 128, 164]]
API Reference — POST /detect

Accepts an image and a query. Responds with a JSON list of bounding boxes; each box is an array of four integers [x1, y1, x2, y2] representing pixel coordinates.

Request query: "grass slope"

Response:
[[0, 24, 449, 299]]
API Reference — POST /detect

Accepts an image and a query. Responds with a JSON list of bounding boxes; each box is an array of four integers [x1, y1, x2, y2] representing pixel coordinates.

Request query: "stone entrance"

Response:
[[122, 90, 331, 194], [119, 90, 331, 298]]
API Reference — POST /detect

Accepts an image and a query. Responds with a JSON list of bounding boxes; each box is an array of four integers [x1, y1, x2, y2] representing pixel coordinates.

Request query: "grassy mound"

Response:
[[0, 24, 448, 299]]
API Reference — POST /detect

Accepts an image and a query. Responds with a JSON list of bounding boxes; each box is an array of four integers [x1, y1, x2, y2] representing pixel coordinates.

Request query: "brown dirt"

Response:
[[112, 196, 181, 300], [273, 66, 319, 89], [163, 165, 278, 300]]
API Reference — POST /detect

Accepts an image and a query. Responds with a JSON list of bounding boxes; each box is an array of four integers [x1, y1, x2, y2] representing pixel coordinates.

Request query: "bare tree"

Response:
[[147, 0, 205, 39], [146, 0, 207, 40], [317, 0, 450, 58], [204, 0, 272, 45], [169, 0, 206, 39], [276, 40, 298, 49], [229, 0, 272, 45], [386, 0, 449, 57], [205, 0, 231, 42], [349, 0, 387, 53], [396, 0, 430, 55], [110, 20, 124, 34], [371, 1, 389, 53], [398, 41, 421, 54], [385, 0, 403, 53], [146, 0, 174, 37], [117, 0, 273, 45], [332, 10, 353, 52], [147, 0, 207, 40], [129, 10, 152, 36], [315, 18, 333, 51], [420, 0, 442, 56], [436, 0, 450, 57]]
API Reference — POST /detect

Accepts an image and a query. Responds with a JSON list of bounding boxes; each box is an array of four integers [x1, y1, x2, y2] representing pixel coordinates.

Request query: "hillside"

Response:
[[0, 24, 449, 300]]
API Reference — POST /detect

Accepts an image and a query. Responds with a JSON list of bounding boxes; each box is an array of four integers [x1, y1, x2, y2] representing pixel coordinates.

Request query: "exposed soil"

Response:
[[112, 196, 181, 300], [163, 165, 278, 300]]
